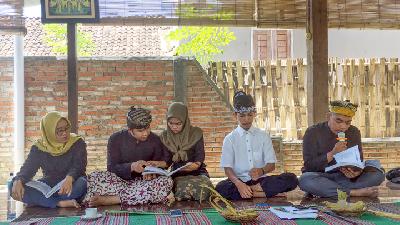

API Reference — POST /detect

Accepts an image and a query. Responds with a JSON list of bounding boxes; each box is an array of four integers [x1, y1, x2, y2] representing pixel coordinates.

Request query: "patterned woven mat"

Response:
[[3, 202, 400, 225]]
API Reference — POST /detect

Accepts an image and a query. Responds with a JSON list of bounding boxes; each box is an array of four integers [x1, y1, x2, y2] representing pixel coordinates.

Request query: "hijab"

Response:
[[34, 111, 82, 156], [160, 102, 203, 162]]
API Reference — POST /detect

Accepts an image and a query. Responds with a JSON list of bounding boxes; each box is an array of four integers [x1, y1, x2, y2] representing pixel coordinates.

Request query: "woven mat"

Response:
[[5, 214, 131, 225], [367, 202, 400, 215], [3, 202, 400, 225], [8, 218, 54, 225]]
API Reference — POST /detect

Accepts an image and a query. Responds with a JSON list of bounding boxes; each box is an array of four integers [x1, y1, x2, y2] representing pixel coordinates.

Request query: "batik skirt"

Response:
[[83, 171, 173, 206]]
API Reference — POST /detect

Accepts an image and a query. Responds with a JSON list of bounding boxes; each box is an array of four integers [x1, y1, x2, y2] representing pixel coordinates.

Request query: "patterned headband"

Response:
[[233, 105, 257, 114], [329, 100, 358, 117], [233, 91, 256, 113], [127, 107, 152, 129]]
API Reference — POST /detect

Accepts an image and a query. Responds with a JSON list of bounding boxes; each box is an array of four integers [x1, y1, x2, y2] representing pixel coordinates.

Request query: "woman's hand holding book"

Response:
[[12, 179, 24, 201]]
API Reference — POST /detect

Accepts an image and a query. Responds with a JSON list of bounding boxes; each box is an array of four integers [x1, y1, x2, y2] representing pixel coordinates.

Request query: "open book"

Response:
[[269, 206, 318, 219], [25, 179, 65, 198], [325, 145, 381, 172], [142, 163, 192, 177]]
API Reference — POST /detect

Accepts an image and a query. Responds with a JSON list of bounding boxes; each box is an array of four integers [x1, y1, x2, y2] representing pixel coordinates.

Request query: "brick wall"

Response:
[[185, 61, 236, 177], [24, 57, 176, 175], [0, 57, 237, 183], [0, 60, 14, 183], [1, 57, 400, 184]]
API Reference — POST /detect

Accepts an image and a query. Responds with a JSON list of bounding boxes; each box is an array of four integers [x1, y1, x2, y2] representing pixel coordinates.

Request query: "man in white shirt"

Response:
[[215, 91, 298, 200]]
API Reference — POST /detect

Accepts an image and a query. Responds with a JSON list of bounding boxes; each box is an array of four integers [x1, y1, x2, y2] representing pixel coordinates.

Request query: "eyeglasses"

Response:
[[168, 121, 183, 127], [56, 125, 71, 136]]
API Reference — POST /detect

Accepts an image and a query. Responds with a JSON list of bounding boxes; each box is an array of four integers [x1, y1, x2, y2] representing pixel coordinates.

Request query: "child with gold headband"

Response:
[[299, 100, 385, 198]]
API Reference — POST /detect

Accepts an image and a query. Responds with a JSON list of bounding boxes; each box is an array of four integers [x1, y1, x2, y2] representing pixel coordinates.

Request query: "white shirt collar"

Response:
[[236, 125, 256, 136]]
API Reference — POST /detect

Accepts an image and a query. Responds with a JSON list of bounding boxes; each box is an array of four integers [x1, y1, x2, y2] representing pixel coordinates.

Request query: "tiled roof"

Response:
[[0, 18, 175, 57]]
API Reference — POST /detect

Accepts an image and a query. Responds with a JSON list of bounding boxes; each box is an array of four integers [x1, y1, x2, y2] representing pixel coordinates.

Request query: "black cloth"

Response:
[[107, 130, 170, 180], [13, 139, 87, 187], [302, 121, 362, 173], [167, 137, 209, 178], [215, 173, 298, 200], [386, 167, 400, 183]]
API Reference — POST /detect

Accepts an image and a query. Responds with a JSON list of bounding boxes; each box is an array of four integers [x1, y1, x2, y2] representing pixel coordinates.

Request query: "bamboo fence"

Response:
[[207, 58, 400, 140], [95, 0, 400, 29]]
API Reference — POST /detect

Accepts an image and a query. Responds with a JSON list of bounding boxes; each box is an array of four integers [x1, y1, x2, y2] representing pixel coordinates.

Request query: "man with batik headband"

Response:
[[299, 100, 385, 198], [216, 91, 298, 200], [83, 106, 173, 207]]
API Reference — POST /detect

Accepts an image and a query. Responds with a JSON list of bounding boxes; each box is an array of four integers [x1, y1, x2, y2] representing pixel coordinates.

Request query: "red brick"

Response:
[[80, 72, 95, 77], [92, 76, 112, 81], [103, 72, 120, 76]]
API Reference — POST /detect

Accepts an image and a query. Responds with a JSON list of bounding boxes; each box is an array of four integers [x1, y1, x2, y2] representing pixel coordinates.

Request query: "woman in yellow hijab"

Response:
[[9, 112, 88, 208]]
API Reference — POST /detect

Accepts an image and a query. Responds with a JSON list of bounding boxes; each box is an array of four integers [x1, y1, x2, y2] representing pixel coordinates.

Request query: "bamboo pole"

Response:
[[271, 66, 281, 135], [357, 59, 365, 135], [362, 59, 370, 137], [342, 59, 350, 100], [370, 58, 378, 137], [226, 61, 234, 104], [286, 59, 295, 139], [244, 61, 251, 94], [216, 61, 224, 88], [292, 60, 302, 139], [388, 59, 396, 136], [328, 58, 334, 101], [379, 58, 387, 137], [232, 61, 238, 92], [237, 61, 244, 92], [297, 58, 307, 132], [263, 60, 272, 133], [394, 58, 400, 137], [259, 61, 268, 133], [254, 60, 263, 128]]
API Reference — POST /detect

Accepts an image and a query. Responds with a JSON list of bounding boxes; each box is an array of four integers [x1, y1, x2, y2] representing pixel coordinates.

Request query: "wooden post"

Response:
[[306, 0, 328, 126], [174, 58, 187, 104], [67, 23, 78, 133]]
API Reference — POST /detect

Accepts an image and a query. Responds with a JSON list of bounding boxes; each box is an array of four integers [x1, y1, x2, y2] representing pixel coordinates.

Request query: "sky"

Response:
[[24, 0, 40, 17]]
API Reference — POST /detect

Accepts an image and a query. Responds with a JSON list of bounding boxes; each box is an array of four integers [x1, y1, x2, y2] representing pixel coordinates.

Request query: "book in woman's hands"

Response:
[[142, 163, 192, 176], [25, 179, 65, 198]]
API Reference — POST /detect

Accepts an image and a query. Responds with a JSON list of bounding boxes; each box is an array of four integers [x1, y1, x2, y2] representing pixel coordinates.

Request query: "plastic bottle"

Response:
[[7, 172, 16, 221]]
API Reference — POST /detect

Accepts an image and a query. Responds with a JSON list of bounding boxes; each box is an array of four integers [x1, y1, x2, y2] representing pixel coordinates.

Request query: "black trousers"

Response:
[[215, 173, 298, 200]]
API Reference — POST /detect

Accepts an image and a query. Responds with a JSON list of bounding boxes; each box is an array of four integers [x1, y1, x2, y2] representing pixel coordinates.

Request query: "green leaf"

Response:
[[43, 24, 96, 56], [166, 26, 236, 65], [165, 3, 236, 66]]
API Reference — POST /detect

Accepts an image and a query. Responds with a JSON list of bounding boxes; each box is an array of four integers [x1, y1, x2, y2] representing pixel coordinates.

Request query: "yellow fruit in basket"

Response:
[[200, 184, 259, 222], [323, 189, 366, 216]]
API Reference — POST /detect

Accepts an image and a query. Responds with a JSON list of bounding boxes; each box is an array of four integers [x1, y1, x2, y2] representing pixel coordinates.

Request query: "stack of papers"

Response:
[[269, 206, 318, 219]]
